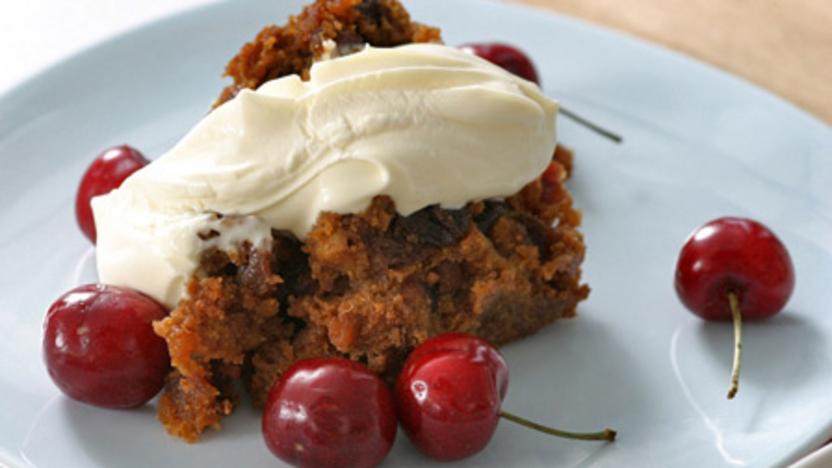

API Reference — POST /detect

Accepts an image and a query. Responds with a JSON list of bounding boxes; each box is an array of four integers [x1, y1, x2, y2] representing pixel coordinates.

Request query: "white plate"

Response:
[[1, 1, 831, 467]]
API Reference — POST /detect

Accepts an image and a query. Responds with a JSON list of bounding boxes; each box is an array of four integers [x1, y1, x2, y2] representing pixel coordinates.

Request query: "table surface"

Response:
[[510, 0, 832, 124], [0, 1, 828, 466]]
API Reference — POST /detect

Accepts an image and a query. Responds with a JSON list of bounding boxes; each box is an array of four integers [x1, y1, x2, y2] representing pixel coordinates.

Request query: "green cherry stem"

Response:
[[727, 291, 743, 400], [559, 106, 623, 144], [499, 411, 617, 442]]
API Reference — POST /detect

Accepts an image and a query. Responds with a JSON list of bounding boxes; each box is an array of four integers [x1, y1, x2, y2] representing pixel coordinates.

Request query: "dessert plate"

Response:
[[1, 0, 831, 467]]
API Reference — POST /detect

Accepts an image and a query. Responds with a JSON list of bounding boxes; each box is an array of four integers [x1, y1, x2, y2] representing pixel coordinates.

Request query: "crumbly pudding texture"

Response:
[[152, 0, 588, 442], [214, 0, 441, 106]]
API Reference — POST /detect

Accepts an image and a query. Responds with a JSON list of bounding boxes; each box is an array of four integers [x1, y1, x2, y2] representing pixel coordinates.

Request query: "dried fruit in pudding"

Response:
[[75, 145, 148, 243], [43, 284, 169, 408], [262, 357, 396, 468], [675, 217, 795, 398]]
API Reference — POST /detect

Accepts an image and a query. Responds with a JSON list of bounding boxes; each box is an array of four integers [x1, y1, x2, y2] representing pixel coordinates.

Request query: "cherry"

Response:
[[262, 357, 397, 468], [43, 284, 170, 408], [460, 42, 540, 85], [405, 333, 509, 401], [395, 333, 615, 461], [675, 217, 795, 398], [75, 145, 148, 243]]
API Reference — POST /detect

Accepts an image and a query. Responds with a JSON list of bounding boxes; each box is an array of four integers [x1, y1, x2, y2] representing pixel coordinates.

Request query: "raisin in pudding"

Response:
[[91, 0, 588, 442]]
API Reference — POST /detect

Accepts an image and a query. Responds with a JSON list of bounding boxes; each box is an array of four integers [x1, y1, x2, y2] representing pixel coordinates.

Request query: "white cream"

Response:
[[92, 43, 558, 308]]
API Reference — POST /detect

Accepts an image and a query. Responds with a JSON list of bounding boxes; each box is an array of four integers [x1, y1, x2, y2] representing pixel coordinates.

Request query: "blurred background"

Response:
[[1, 0, 829, 123]]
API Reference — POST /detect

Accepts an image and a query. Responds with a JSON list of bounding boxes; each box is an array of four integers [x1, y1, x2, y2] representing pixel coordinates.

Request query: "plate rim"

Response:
[[0, 1, 830, 466]]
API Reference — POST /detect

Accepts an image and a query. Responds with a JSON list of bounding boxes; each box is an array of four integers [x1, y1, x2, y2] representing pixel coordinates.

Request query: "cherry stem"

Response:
[[558, 106, 623, 144], [726, 291, 743, 399], [499, 411, 617, 442]]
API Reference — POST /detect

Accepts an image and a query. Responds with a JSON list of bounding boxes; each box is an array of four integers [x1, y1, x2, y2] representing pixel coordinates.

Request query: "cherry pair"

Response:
[[262, 334, 615, 467]]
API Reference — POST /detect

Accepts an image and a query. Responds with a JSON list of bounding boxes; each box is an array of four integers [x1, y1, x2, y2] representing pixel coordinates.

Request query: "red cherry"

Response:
[[460, 42, 540, 84], [404, 332, 509, 400], [675, 217, 795, 398], [262, 357, 397, 468], [395, 334, 615, 461], [43, 284, 170, 408], [396, 335, 506, 460], [675, 217, 794, 321], [75, 145, 148, 243]]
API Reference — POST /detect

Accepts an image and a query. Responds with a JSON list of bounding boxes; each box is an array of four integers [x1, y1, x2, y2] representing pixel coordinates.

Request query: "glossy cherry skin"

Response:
[[460, 42, 540, 85], [75, 145, 148, 243], [404, 333, 508, 400], [395, 333, 508, 461], [43, 284, 170, 408], [262, 357, 397, 468], [675, 217, 795, 321]]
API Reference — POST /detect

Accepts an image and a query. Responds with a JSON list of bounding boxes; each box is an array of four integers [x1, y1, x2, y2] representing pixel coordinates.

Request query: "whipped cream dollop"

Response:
[[93, 43, 558, 308]]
